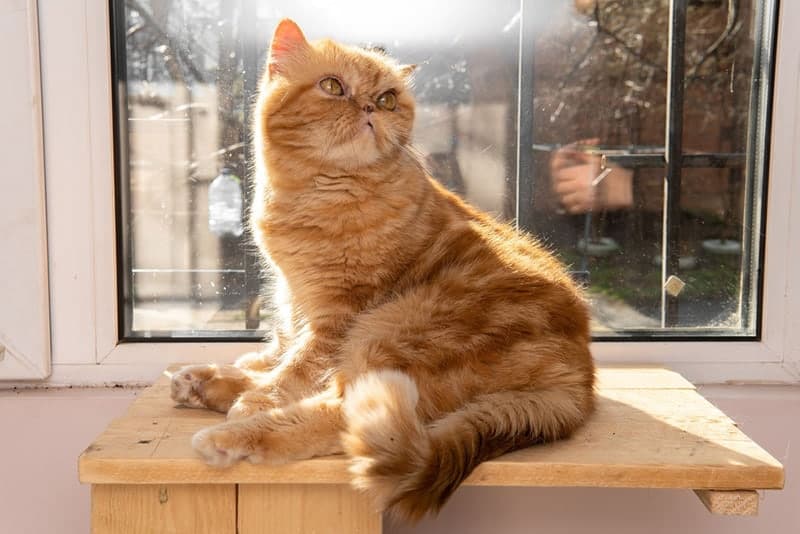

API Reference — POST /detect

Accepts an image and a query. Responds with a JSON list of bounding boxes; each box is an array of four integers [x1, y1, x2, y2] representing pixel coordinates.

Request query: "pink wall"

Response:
[[0, 388, 137, 534], [1, 386, 796, 534]]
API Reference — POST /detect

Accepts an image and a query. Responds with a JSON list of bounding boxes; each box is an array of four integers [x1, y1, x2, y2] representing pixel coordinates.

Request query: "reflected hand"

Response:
[[550, 139, 601, 214], [550, 139, 634, 214]]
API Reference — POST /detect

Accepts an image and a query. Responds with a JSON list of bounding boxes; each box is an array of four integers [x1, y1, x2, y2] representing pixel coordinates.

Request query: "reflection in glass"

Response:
[[115, 0, 773, 338]]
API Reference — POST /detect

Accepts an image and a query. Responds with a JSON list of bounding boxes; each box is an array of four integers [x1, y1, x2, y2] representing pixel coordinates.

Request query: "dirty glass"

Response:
[[112, 0, 775, 339]]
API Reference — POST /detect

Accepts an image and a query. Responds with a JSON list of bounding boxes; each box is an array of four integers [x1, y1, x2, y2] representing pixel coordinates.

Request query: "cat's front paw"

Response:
[[169, 365, 208, 408], [169, 364, 252, 413], [192, 424, 264, 468]]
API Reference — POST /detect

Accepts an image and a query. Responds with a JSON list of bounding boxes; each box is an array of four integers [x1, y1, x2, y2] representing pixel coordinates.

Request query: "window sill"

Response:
[[3, 353, 800, 389]]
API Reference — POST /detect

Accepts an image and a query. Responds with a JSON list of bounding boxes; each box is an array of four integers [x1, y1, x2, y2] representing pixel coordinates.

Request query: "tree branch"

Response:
[[594, 4, 667, 75], [686, 0, 740, 81]]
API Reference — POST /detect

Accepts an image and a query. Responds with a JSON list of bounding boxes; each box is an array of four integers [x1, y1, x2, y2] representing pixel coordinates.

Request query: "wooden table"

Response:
[[79, 367, 784, 533]]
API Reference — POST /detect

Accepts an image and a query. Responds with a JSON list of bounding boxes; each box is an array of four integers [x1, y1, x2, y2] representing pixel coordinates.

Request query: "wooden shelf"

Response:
[[79, 366, 784, 530]]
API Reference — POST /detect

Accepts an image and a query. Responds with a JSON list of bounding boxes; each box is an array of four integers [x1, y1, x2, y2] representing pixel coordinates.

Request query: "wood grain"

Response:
[[238, 484, 381, 534], [694, 490, 759, 516], [593, 366, 695, 389], [79, 367, 784, 493], [91, 484, 236, 534]]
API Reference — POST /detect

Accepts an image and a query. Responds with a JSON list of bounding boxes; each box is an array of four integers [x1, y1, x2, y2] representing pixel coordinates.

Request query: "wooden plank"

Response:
[[694, 490, 759, 516], [238, 484, 382, 534], [78, 367, 784, 493], [594, 366, 695, 390], [91, 484, 236, 534]]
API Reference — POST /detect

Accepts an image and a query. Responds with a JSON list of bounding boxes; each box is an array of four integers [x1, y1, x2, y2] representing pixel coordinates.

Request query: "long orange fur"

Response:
[[171, 19, 595, 521]]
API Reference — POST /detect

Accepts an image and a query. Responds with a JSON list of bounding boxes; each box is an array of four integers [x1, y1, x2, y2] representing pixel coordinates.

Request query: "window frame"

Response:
[[21, 0, 800, 386], [0, 0, 51, 380]]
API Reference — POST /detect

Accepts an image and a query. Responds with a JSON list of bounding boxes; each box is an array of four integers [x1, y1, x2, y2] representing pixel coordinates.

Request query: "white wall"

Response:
[[1, 386, 797, 534]]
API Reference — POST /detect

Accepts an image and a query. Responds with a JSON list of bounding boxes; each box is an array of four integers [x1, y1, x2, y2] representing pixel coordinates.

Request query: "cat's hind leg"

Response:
[[170, 364, 254, 413], [192, 388, 344, 467]]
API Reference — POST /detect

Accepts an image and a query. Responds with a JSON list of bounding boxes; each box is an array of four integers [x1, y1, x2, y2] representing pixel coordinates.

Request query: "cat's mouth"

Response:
[[355, 114, 376, 141], [358, 119, 376, 139]]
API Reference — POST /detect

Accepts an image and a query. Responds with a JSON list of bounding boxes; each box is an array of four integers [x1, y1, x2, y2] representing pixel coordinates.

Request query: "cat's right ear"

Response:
[[399, 64, 418, 79], [268, 19, 308, 80]]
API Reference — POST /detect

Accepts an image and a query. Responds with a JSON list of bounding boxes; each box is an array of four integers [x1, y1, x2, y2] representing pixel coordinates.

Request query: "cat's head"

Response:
[[258, 19, 416, 172]]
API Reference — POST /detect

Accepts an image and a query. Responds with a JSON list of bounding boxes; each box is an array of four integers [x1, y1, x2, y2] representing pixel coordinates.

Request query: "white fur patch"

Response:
[[343, 369, 419, 424], [342, 370, 426, 506]]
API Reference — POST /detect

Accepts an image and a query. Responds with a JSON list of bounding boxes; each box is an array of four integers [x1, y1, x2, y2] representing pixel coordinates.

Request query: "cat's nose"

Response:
[[363, 103, 374, 113]]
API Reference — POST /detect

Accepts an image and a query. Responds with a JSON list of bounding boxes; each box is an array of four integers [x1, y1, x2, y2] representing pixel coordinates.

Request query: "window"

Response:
[[9, 0, 800, 387], [110, 0, 776, 341]]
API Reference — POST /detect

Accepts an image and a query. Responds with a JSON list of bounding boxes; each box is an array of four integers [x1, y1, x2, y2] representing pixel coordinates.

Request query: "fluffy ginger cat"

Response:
[[171, 19, 595, 521]]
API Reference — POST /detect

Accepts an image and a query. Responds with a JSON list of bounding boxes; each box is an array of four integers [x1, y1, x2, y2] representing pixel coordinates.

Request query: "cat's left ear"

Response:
[[268, 19, 309, 80]]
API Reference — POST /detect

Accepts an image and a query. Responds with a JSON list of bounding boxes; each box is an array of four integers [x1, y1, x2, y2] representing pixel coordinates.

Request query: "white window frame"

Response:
[[0, 0, 51, 380], [16, 0, 800, 387]]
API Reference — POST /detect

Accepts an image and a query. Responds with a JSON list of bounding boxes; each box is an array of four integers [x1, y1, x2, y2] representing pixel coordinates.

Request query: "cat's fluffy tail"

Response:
[[342, 369, 592, 521]]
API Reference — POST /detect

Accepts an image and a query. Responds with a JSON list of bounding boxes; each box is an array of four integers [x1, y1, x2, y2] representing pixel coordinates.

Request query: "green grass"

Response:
[[560, 249, 739, 306]]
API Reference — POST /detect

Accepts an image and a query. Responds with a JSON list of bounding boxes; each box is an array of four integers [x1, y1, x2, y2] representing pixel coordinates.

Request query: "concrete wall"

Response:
[[1, 386, 796, 534]]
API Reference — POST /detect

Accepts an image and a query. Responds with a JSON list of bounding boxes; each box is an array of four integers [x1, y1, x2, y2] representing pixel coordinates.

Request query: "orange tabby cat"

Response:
[[171, 19, 595, 520]]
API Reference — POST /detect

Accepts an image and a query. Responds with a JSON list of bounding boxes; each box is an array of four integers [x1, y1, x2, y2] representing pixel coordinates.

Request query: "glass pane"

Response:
[[119, 0, 259, 338], [113, 0, 774, 339], [525, 0, 773, 336], [115, 0, 520, 338]]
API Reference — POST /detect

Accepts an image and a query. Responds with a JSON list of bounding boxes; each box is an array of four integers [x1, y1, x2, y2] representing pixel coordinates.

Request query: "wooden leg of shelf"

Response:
[[238, 484, 382, 534], [91, 484, 237, 534], [694, 489, 759, 516]]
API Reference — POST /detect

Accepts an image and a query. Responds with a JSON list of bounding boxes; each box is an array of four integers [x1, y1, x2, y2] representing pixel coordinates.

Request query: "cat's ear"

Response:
[[268, 19, 308, 79], [398, 64, 417, 81]]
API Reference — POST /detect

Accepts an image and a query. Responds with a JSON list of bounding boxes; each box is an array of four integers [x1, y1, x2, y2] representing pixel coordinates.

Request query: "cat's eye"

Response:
[[319, 77, 344, 96], [377, 91, 397, 111]]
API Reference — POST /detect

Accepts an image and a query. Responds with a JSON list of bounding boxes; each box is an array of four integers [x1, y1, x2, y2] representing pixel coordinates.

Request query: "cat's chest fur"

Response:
[[257, 176, 419, 316]]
